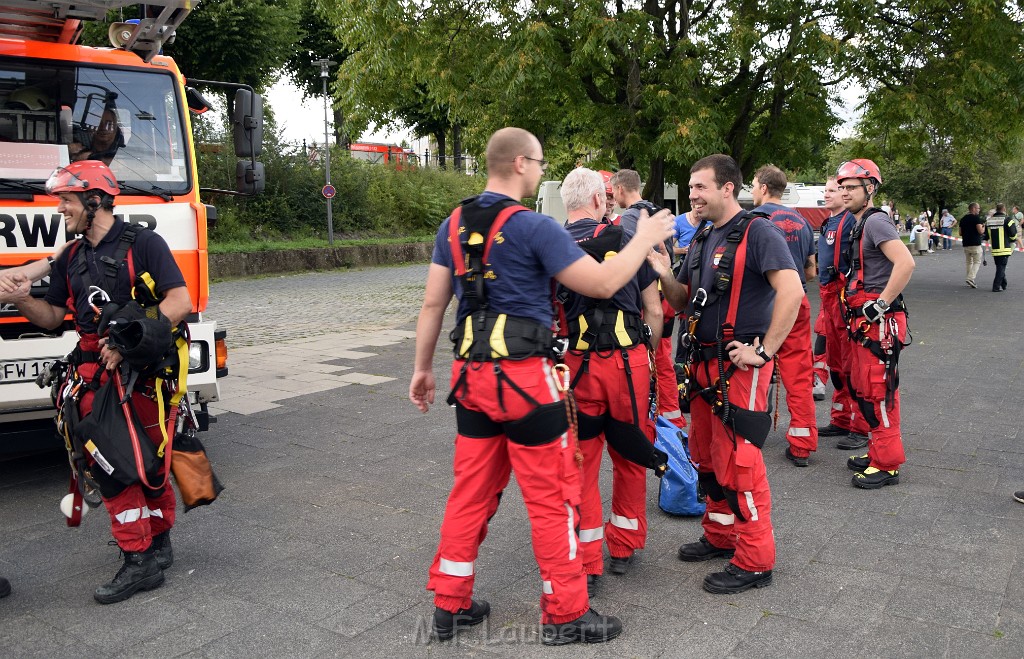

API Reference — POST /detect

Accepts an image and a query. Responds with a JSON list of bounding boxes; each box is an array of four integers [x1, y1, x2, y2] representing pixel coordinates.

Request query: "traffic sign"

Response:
[[322, 184, 336, 199]]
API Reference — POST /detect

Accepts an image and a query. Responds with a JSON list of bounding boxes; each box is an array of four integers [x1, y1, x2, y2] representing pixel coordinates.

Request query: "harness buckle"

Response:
[[691, 287, 708, 310]]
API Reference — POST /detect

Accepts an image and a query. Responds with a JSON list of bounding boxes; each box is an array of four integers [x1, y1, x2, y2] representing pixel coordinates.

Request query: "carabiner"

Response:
[[87, 286, 110, 312], [691, 287, 708, 309], [552, 363, 571, 393]]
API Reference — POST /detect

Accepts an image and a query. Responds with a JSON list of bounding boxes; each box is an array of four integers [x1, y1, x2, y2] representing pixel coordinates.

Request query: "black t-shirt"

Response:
[[46, 219, 186, 334], [562, 218, 657, 319], [959, 214, 984, 246]]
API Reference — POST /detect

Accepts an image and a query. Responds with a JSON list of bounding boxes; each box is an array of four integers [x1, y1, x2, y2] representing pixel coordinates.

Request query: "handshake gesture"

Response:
[[0, 269, 32, 303]]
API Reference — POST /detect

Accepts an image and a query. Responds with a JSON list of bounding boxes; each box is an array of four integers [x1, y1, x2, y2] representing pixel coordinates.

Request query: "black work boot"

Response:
[[607, 552, 633, 575], [785, 447, 809, 467], [0, 575, 10, 598], [678, 535, 735, 562], [817, 423, 850, 437], [836, 432, 869, 450], [432, 599, 489, 641], [847, 454, 870, 472], [541, 608, 622, 645], [151, 530, 173, 570], [702, 562, 773, 594], [94, 547, 164, 604], [852, 466, 899, 489]]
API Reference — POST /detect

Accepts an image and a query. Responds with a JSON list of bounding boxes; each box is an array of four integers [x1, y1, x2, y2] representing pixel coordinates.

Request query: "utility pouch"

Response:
[[504, 401, 568, 446], [724, 406, 771, 449], [171, 431, 224, 511]]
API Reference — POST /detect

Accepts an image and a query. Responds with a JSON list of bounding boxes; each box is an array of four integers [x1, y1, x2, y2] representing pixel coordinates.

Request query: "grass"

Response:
[[209, 235, 435, 254]]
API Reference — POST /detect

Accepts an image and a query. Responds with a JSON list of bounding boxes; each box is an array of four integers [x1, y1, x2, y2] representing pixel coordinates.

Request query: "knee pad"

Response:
[[814, 334, 826, 355], [577, 411, 605, 441], [722, 487, 747, 523], [697, 470, 725, 502], [830, 370, 845, 390], [855, 397, 880, 429], [604, 415, 668, 475], [455, 403, 502, 438], [504, 401, 568, 446]]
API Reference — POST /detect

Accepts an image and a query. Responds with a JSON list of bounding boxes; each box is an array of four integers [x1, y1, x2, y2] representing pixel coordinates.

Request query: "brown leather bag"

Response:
[[171, 432, 224, 511]]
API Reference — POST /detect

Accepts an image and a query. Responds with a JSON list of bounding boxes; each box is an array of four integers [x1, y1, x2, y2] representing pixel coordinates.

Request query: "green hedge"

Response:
[[194, 123, 484, 244]]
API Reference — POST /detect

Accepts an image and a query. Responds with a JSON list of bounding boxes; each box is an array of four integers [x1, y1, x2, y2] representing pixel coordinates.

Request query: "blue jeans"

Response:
[[941, 227, 953, 249]]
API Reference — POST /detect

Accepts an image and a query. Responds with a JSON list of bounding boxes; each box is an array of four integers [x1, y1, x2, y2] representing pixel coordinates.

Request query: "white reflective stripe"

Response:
[[788, 427, 812, 437], [743, 491, 759, 522], [542, 580, 554, 595], [662, 410, 683, 419], [833, 403, 845, 411], [813, 361, 827, 369], [143, 506, 162, 519], [565, 504, 578, 560], [114, 508, 143, 524], [609, 514, 639, 531], [578, 527, 604, 543], [879, 404, 890, 429], [708, 512, 735, 526], [439, 558, 474, 577], [748, 368, 759, 409], [542, 359, 570, 449]]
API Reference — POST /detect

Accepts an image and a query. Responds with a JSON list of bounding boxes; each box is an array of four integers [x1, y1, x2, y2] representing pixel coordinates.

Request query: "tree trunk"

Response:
[[333, 106, 345, 146], [646, 157, 666, 209], [435, 131, 447, 169], [453, 124, 463, 173]]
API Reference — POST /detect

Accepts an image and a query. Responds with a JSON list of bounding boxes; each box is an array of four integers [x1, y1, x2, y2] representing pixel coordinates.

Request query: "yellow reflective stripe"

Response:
[[613, 310, 632, 347], [489, 314, 509, 358], [458, 316, 474, 357], [574, 315, 590, 351]]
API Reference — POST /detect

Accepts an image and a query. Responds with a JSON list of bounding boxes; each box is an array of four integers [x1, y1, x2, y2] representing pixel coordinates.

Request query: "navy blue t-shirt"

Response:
[[676, 212, 797, 343], [432, 191, 586, 326], [755, 203, 815, 285], [817, 211, 855, 285], [561, 218, 657, 319], [46, 219, 186, 335]]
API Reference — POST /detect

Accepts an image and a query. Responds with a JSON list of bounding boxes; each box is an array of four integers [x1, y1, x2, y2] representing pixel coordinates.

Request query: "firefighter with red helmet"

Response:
[[653, 155, 803, 594], [8, 160, 193, 603], [410, 128, 674, 644], [835, 159, 915, 488]]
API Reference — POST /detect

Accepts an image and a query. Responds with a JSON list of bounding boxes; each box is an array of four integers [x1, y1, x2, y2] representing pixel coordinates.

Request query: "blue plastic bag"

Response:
[[654, 415, 705, 516]]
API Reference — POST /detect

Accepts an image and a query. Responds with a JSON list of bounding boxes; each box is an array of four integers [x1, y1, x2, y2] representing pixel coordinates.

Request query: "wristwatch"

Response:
[[754, 344, 772, 367], [875, 298, 889, 311]]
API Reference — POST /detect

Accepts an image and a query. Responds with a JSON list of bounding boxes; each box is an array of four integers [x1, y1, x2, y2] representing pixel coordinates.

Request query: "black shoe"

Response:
[[847, 454, 870, 472], [1013, 491, 1024, 504], [852, 467, 899, 489], [702, 562, 773, 594], [785, 447, 809, 467], [678, 535, 735, 562], [992, 288, 1003, 292], [432, 599, 489, 641], [151, 530, 173, 570], [586, 574, 599, 598], [0, 576, 9, 599], [836, 432, 869, 450], [817, 423, 850, 437], [608, 553, 633, 575], [94, 548, 164, 604], [541, 608, 623, 645]]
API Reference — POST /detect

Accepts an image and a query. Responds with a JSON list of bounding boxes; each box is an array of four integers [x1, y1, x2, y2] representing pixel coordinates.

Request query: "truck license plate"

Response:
[[0, 359, 51, 384]]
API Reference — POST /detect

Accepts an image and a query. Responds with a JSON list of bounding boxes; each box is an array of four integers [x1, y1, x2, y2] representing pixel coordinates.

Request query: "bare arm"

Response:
[[409, 263, 454, 413], [640, 281, 663, 346], [12, 294, 66, 330], [158, 286, 194, 325], [554, 209, 674, 298], [876, 238, 915, 302], [804, 253, 817, 282], [726, 269, 803, 370]]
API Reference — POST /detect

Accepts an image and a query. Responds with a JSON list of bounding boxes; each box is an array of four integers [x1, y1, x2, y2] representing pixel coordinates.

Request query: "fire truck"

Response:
[[0, 1, 264, 448], [348, 141, 416, 166]]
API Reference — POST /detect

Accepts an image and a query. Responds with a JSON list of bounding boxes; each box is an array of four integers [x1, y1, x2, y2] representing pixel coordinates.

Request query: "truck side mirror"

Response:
[[232, 89, 263, 158], [236, 160, 265, 195]]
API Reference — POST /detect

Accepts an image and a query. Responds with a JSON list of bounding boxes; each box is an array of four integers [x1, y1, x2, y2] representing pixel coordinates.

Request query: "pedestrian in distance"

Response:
[[940, 209, 956, 250], [959, 203, 985, 288], [984, 203, 1019, 292], [409, 127, 674, 645], [834, 159, 915, 489], [7, 160, 193, 603], [652, 154, 803, 594], [750, 164, 819, 467]]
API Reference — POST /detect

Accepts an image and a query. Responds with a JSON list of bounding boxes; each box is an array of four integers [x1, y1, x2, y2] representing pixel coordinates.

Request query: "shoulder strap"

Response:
[[64, 238, 83, 316], [447, 197, 529, 313], [690, 212, 760, 329]]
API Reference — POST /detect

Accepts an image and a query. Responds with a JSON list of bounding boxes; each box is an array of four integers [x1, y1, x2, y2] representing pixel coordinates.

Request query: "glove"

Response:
[[861, 300, 887, 323]]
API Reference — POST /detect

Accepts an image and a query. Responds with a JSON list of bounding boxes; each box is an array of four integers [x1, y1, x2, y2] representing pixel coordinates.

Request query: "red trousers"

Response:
[[564, 345, 653, 575], [429, 357, 588, 625], [690, 358, 775, 572], [844, 292, 907, 471], [812, 308, 828, 384], [656, 298, 686, 429], [77, 357, 176, 554], [820, 283, 870, 434], [776, 296, 818, 455]]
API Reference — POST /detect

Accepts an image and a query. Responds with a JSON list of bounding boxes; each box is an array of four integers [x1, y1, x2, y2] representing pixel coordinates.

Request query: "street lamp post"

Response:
[[315, 58, 337, 244]]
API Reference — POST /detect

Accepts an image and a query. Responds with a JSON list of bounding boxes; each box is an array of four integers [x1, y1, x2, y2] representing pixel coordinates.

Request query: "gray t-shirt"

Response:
[[851, 211, 900, 293]]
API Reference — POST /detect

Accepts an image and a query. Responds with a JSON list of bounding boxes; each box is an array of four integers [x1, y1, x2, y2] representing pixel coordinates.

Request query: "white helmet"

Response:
[[6, 86, 52, 111]]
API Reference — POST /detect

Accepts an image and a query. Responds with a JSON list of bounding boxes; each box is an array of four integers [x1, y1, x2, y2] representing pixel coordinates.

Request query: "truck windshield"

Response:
[[0, 58, 191, 195]]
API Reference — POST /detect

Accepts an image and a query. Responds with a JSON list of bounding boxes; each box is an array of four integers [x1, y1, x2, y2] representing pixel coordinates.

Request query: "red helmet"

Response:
[[836, 159, 882, 185], [45, 161, 120, 197], [598, 170, 614, 194]]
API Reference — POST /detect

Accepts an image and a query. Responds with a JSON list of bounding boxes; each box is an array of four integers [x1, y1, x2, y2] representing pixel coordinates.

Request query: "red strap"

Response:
[[65, 239, 82, 315], [593, 223, 608, 238], [448, 203, 529, 275], [723, 218, 758, 329], [113, 370, 172, 492], [126, 246, 135, 284], [66, 474, 84, 527]]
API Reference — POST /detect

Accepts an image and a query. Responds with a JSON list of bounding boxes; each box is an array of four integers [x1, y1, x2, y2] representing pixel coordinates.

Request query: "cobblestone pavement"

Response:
[[3, 248, 1024, 658]]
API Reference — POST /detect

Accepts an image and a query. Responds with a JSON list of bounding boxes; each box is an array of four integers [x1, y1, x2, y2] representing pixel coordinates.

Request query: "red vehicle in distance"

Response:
[[348, 142, 417, 167]]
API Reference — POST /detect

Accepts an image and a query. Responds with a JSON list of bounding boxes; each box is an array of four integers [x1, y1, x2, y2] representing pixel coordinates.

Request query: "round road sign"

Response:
[[322, 184, 337, 199]]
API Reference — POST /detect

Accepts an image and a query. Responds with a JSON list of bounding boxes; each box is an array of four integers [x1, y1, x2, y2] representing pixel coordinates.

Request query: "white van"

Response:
[[536, 180, 681, 223]]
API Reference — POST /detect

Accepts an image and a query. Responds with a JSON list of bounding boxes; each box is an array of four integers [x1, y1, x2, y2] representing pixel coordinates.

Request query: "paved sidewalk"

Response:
[[2, 252, 1024, 658]]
